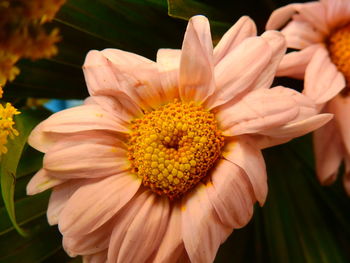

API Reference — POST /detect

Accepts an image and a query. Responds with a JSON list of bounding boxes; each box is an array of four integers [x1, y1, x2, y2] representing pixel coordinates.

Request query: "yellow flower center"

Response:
[[327, 23, 350, 91], [127, 100, 224, 199]]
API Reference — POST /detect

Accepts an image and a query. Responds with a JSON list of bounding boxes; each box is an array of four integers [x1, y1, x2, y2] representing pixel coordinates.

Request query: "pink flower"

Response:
[[267, 0, 350, 193], [27, 16, 330, 262]]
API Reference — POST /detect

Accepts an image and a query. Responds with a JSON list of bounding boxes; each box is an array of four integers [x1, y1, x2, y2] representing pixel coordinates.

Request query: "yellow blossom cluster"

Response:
[[0, 0, 66, 86], [0, 102, 20, 155]]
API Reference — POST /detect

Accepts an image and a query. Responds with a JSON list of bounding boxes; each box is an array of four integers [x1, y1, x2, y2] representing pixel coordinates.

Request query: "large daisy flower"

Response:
[[266, 0, 350, 193], [27, 16, 330, 262]]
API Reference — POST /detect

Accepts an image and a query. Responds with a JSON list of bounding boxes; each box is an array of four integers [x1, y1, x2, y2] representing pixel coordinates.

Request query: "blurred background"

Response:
[[0, 0, 349, 262]]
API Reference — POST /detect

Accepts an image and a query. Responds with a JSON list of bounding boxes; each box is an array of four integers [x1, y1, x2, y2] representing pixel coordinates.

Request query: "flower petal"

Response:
[[298, 2, 329, 34], [222, 138, 267, 205], [43, 133, 129, 179], [47, 179, 88, 225], [250, 30, 286, 90], [323, 0, 350, 29], [63, 217, 116, 256], [313, 117, 343, 185], [257, 114, 333, 148], [26, 169, 65, 195], [343, 155, 350, 195], [156, 48, 181, 102], [83, 50, 120, 97], [304, 47, 345, 105], [205, 37, 272, 109], [329, 95, 350, 155], [117, 196, 170, 263], [266, 3, 303, 30], [59, 172, 141, 236], [276, 44, 320, 79], [37, 105, 129, 134], [206, 159, 255, 229], [179, 15, 215, 103], [216, 86, 301, 136], [213, 16, 257, 65], [281, 20, 324, 49], [153, 204, 185, 263], [107, 191, 151, 262], [101, 48, 164, 110], [108, 191, 170, 263], [181, 183, 231, 263], [86, 94, 143, 122], [28, 122, 67, 153], [83, 250, 107, 263]]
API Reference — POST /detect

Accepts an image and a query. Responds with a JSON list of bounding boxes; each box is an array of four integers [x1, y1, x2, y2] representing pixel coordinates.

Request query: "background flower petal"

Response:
[[304, 47, 345, 105], [313, 117, 344, 185], [276, 44, 320, 79]]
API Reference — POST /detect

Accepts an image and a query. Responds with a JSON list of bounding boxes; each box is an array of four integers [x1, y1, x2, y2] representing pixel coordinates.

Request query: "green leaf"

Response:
[[0, 109, 51, 236]]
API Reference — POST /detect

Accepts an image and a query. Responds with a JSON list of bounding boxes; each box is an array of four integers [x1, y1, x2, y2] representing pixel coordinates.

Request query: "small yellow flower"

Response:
[[0, 0, 65, 85], [0, 102, 20, 155]]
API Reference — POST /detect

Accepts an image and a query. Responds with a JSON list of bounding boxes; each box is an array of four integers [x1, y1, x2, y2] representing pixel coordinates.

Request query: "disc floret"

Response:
[[127, 100, 224, 199]]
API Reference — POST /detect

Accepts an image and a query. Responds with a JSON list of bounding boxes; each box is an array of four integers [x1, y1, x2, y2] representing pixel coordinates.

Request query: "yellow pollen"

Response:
[[127, 100, 224, 199], [328, 23, 350, 92]]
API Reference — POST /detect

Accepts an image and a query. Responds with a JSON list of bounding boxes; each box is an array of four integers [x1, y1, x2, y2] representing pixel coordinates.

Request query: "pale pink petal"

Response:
[[313, 117, 344, 185], [108, 191, 170, 263], [26, 169, 65, 195], [63, 217, 116, 256], [153, 204, 185, 263], [206, 159, 255, 229], [266, 3, 303, 30], [205, 37, 272, 109], [83, 250, 107, 263], [257, 114, 333, 148], [43, 133, 128, 179], [281, 20, 324, 49], [117, 197, 169, 263], [323, 0, 350, 28], [343, 154, 350, 195], [101, 48, 164, 110], [87, 94, 143, 122], [47, 179, 88, 225], [216, 86, 301, 136], [181, 183, 231, 263], [276, 44, 320, 79], [222, 138, 267, 205], [38, 105, 129, 134], [84, 48, 164, 111], [250, 30, 286, 90], [329, 95, 350, 155], [59, 172, 141, 236], [179, 15, 215, 103], [156, 49, 181, 102], [213, 16, 257, 65], [107, 191, 151, 262], [304, 47, 345, 105], [28, 122, 66, 153], [298, 2, 329, 34], [83, 50, 120, 97]]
